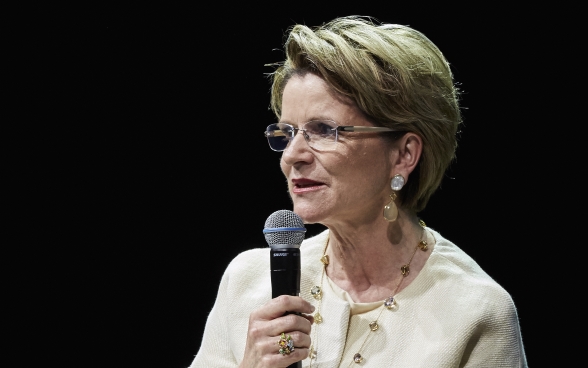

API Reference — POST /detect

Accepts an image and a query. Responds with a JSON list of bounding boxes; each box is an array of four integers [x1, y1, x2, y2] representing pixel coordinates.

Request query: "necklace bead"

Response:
[[311, 285, 322, 300], [384, 296, 396, 309], [418, 240, 428, 251], [314, 312, 323, 324], [309, 346, 317, 359]]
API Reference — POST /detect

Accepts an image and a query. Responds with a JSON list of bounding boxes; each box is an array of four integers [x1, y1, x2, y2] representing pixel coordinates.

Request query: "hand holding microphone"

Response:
[[240, 210, 314, 368]]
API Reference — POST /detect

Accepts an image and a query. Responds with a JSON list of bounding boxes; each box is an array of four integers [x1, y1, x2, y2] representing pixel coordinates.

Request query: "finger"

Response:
[[287, 331, 311, 349], [259, 348, 310, 368], [253, 295, 315, 320], [280, 348, 309, 366], [263, 331, 311, 353], [302, 313, 314, 325], [268, 312, 313, 336], [260, 336, 310, 368], [267, 332, 311, 356]]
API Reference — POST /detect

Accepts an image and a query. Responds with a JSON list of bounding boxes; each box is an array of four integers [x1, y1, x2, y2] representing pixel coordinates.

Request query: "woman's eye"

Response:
[[308, 122, 334, 136], [277, 125, 295, 137]]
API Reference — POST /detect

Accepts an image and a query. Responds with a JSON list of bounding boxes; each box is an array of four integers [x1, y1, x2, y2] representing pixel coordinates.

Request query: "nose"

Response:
[[281, 128, 314, 166]]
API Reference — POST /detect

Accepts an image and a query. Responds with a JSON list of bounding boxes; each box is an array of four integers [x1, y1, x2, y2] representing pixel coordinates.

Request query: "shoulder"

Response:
[[422, 228, 518, 312], [424, 230, 527, 364], [211, 247, 272, 309], [224, 246, 269, 279], [428, 228, 499, 283]]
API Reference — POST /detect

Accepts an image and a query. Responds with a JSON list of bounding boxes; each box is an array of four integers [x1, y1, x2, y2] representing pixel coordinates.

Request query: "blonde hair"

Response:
[[268, 16, 462, 213]]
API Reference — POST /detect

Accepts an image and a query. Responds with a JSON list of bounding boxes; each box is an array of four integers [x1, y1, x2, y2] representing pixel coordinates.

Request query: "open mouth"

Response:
[[292, 179, 325, 192]]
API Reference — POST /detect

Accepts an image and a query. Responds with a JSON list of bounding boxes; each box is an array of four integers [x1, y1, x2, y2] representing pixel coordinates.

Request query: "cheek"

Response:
[[280, 156, 289, 176], [346, 151, 390, 187]]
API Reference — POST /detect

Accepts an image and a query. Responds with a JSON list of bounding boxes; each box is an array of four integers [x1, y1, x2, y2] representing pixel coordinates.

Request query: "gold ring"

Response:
[[278, 332, 294, 355]]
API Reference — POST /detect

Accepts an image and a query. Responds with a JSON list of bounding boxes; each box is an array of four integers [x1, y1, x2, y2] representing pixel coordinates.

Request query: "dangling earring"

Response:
[[383, 174, 405, 222]]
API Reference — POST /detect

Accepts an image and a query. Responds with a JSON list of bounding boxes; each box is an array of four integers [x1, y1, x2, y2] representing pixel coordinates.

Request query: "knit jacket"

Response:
[[190, 229, 527, 367]]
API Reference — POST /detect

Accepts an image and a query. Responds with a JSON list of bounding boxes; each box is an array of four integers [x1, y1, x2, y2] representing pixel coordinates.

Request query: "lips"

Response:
[[291, 178, 325, 193]]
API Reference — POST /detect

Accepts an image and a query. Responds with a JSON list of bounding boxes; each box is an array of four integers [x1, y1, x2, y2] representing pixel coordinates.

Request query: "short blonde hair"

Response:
[[268, 16, 462, 213]]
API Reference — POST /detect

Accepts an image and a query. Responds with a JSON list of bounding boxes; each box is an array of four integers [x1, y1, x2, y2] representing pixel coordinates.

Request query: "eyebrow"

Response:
[[278, 117, 336, 126]]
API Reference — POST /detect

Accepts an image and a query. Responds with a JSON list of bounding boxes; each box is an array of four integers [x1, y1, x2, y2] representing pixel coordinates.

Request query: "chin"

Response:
[[292, 203, 328, 225]]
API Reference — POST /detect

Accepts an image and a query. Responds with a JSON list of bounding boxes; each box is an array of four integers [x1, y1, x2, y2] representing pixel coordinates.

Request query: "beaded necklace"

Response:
[[308, 220, 429, 367]]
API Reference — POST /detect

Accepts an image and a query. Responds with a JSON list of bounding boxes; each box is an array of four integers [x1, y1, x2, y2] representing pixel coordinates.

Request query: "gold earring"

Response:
[[383, 174, 405, 222]]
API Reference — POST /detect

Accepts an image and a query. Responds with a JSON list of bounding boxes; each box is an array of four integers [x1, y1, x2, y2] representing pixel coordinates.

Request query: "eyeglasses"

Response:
[[264, 120, 406, 152]]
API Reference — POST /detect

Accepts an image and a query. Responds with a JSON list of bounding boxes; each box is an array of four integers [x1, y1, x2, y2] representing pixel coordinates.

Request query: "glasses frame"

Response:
[[264, 120, 407, 152]]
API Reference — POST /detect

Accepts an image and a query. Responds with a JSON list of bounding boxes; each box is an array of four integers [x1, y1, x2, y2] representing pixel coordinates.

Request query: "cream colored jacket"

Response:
[[190, 229, 527, 367]]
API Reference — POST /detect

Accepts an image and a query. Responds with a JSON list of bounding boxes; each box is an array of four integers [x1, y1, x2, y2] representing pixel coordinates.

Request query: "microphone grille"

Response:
[[263, 210, 306, 248]]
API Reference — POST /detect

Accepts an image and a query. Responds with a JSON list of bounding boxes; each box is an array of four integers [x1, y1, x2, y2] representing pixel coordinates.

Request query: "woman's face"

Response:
[[280, 73, 395, 227]]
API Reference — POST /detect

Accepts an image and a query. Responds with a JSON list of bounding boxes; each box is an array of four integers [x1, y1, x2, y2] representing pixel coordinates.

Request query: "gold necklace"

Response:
[[308, 220, 429, 367]]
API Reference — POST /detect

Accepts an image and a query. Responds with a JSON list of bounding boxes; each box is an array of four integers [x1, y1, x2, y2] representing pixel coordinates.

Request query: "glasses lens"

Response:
[[265, 123, 293, 151], [304, 120, 338, 150]]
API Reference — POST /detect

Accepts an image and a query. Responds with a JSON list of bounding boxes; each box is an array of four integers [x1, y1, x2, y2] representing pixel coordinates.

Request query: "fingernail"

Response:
[[310, 305, 316, 312]]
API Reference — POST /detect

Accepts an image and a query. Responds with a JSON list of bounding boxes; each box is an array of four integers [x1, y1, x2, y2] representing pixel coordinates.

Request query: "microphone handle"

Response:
[[270, 248, 301, 298], [270, 248, 302, 368]]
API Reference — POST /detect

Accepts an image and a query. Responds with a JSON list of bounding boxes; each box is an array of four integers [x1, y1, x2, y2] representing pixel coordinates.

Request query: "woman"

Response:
[[191, 16, 527, 367]]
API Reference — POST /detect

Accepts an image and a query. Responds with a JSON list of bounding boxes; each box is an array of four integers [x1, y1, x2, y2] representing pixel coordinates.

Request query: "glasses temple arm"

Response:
[[338, 126, 398, 133], [265, 130, 287, 137]]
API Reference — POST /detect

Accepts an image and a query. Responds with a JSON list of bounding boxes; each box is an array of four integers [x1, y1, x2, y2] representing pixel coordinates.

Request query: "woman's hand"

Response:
[[239, 295, 315, 368]]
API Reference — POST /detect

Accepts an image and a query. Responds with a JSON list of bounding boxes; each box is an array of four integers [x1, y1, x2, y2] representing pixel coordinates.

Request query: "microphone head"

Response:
[[263, 210, 306, 248]]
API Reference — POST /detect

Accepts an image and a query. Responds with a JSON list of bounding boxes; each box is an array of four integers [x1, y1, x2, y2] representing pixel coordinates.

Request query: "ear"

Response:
[[389, 132, 423, 182]]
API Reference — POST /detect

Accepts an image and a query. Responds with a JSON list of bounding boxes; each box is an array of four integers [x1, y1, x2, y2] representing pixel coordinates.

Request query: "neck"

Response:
[[323, 209, 428, 303]]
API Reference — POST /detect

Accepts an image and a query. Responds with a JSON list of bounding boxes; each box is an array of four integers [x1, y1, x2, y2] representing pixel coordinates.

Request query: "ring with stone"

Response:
[[277, 332, 295, 355]]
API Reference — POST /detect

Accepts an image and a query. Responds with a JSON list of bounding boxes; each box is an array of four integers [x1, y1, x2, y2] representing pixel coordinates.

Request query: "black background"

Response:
[[15, 3, 550, 367]]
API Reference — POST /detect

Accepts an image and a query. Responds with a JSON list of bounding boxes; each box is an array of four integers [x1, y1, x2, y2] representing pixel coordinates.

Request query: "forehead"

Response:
[[280, 74, 362, 125]]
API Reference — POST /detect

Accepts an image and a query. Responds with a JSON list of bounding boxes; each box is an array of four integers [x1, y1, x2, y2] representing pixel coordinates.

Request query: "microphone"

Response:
[[263, 210, 306, 368], [263, 210, 306, 299]]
